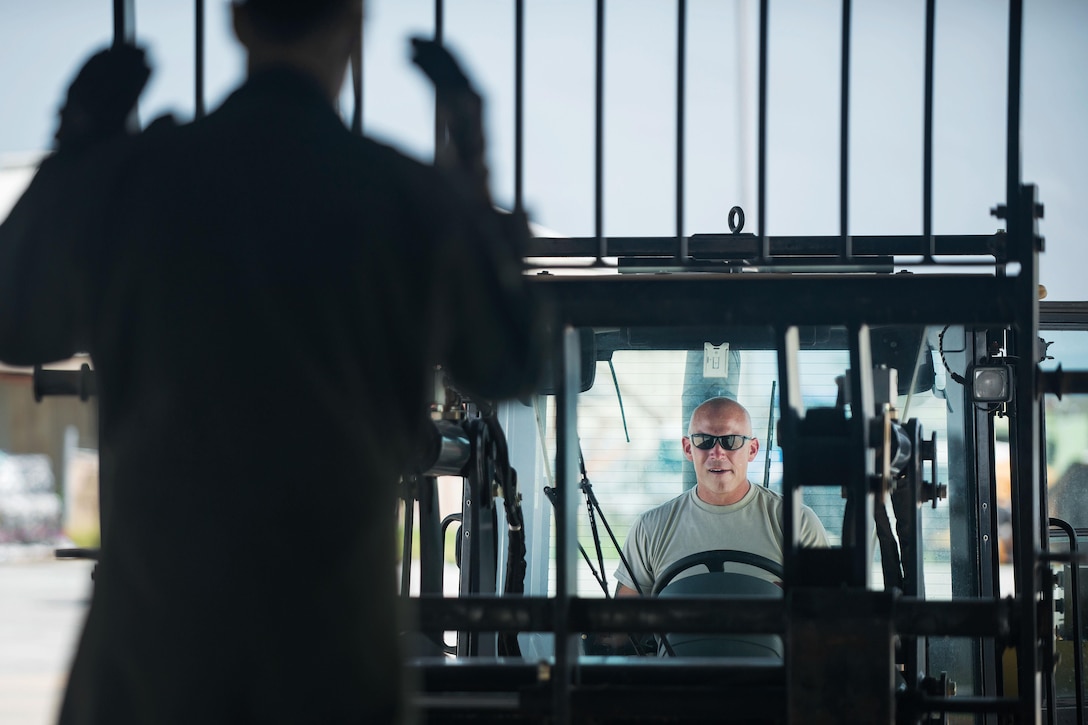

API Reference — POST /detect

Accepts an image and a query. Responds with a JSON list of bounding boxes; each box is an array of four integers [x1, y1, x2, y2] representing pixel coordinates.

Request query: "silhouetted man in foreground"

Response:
[[0, 1, 540, 722]]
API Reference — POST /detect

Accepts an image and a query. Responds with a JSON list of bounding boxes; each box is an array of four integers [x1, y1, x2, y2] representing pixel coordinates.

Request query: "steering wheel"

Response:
[[650, 549, 784, 596]]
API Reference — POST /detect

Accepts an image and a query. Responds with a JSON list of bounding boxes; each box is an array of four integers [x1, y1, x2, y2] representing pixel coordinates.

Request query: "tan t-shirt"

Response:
[[614, 483, 830, 592]]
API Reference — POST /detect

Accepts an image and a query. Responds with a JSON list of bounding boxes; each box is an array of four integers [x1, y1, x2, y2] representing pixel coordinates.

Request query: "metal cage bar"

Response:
[[839, 0, 852, 260], [1002, 0, 1043, 720], [432, 0, 445, 159], [1005, 0, 1023, 214], [922, 0, 935, 260], [757, 0, 769, 261], [351, 10, 363, 135], [112, 0, 135, 47], [675, 0, 687, 263], [514, 0, 525, 214], [195, 0, 206, 120], [553, 326, 581, 725], [594, 0, 606, 263]]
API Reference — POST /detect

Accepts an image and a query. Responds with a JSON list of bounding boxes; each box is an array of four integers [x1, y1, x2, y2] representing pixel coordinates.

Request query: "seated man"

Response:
[[615, 396, 830, 597]]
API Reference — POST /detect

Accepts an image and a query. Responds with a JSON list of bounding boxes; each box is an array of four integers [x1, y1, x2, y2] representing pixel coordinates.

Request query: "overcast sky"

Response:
[[1, 0, 1084, 299]]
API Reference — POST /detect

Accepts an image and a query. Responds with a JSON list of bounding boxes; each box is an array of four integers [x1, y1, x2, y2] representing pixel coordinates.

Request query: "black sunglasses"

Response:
[[688, 433, 754, 451]]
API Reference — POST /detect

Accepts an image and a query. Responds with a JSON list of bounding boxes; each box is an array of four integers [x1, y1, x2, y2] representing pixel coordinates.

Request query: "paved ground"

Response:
[[0, 553, 93, 725], [0, 550, 462, 724]]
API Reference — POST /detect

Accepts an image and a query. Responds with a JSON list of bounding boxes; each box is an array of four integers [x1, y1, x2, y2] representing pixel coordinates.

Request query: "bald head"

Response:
[[688, 397, 752, 436]]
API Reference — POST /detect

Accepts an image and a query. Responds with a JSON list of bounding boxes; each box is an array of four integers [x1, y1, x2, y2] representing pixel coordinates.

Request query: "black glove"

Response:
[[410, 38, 488, 199], [55, 43, 151, 152], [410, 38, 473, 94]]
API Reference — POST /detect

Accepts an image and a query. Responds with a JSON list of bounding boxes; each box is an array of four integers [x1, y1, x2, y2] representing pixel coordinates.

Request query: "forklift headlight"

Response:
[[971, 364, 1013, 403]]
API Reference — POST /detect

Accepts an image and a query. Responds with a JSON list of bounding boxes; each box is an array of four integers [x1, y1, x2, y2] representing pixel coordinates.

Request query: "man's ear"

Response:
[[747, 437, 760, 463], [681, 436, 694, 462]]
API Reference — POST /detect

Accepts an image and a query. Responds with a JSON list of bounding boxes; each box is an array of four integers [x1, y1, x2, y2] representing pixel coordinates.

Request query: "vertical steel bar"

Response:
[[776, 326, 803, 582], [553, 327, 580, 723], [112, 0, 135, 46], [922, 0, 935, 260], [351, 14, 364, 135], [1009, 392, 1043, 723], [417, 476, 444, 649], [400, 487, 414, 596], [195, 0, 205, 119], [417, 477, 444, 597], [762, 379, 776, 488], [456, 478, 474, 655], [433, 0, 445, 159], [900, 417, 926, 690], [968, 351, 1002, 707], [1006, 0, 1022, 232], [595, 0, 606, 263], [675, 0, 687, 263], [1004, 0, 1040, 719], [514, 0, 525, 213], [106, 0, 136, 552], [757, 0, 769, 261], [846, 323, 874, 587], [838, 0, 852, 259]]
